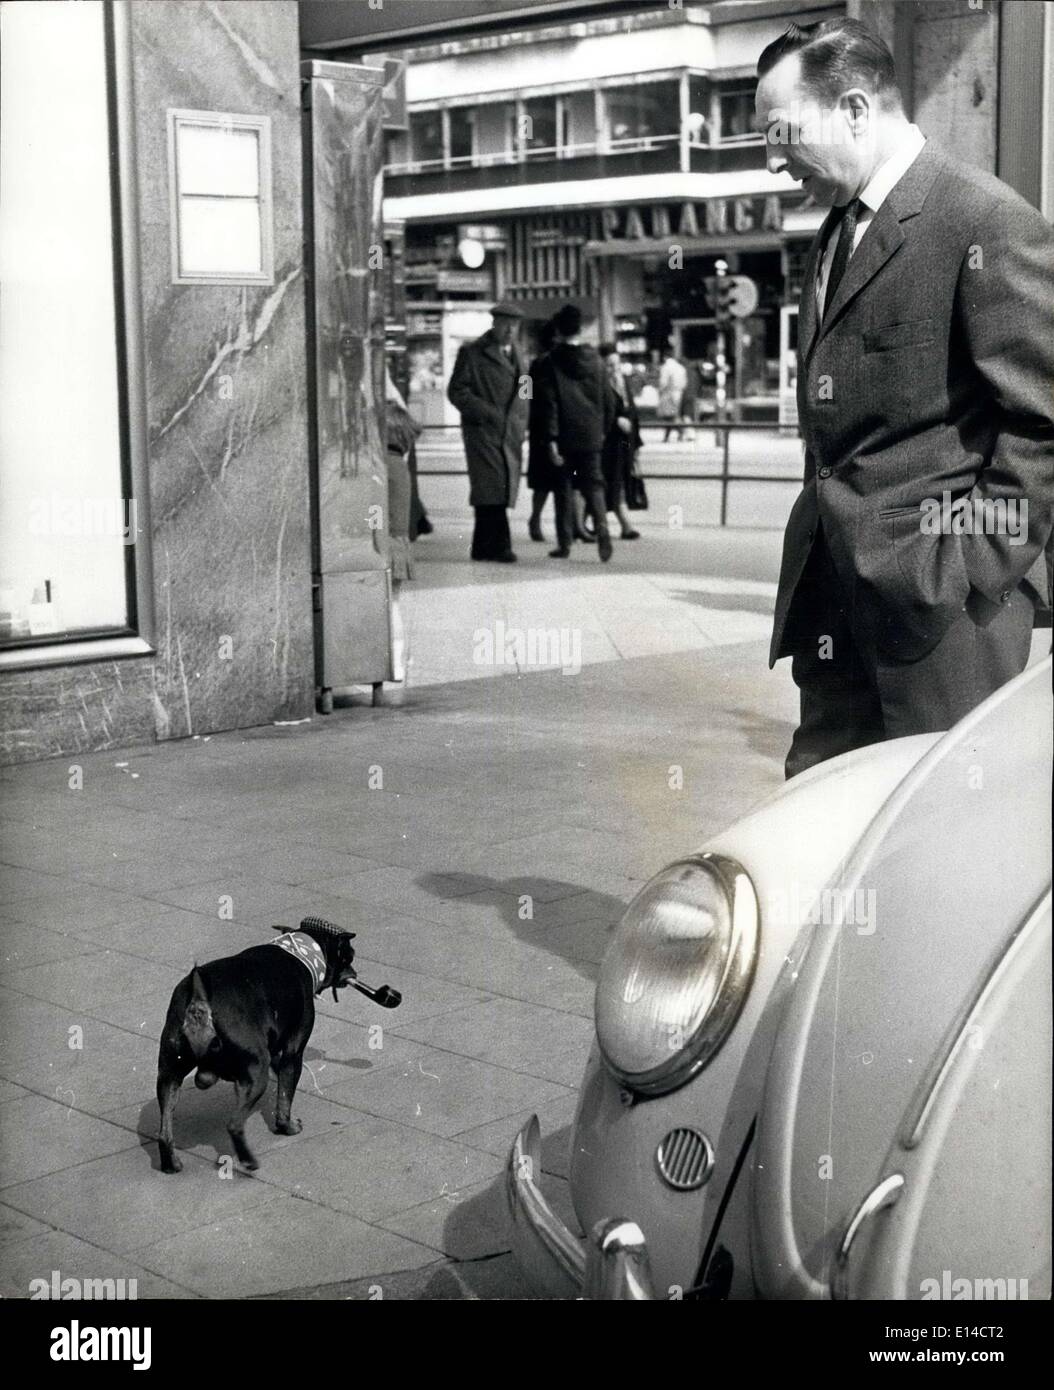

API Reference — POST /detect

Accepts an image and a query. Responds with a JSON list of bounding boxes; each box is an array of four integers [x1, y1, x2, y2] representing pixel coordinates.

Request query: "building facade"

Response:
[[1, 0, 1050, 763]]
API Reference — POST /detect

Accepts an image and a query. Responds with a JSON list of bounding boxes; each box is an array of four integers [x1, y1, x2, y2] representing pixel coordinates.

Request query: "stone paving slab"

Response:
[[0, 526, 801, 1297]]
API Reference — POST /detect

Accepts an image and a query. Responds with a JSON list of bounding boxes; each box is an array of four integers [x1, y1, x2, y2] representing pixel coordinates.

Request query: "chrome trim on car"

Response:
[[600, 852, 761, 1097], [832, 1173, 904, 1301], [900, 889, 1052, 1151], [506, 1115, 586, 1295], [583, 1219, 657, 1300]]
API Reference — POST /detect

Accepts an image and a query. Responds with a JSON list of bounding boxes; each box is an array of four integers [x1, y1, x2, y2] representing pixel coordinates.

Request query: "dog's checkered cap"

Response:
[[299, 915, 355, 940]]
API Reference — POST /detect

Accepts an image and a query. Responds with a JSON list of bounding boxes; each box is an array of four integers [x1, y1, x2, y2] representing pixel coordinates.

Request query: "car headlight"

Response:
[[595, 853, 759, 1097]]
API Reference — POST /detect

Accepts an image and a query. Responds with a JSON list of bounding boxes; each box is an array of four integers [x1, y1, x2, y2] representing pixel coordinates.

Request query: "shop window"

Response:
[[449, 107, 475, 163], [605, 81, 680, 149], [718, 87, 758, 143], [168, 111, 273, 283], [410, 109, 443, 166], [0, 0, 144, 656]]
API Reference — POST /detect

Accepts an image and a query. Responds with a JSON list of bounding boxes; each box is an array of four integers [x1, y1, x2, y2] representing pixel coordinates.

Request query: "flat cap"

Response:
[[490, 300, 524, 319]]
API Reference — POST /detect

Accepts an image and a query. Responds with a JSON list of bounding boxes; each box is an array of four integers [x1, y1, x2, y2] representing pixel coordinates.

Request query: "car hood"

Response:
[[752, 657, 1053, 1299]]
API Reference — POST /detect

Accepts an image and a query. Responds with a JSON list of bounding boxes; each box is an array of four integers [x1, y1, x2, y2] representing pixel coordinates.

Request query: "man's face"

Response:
[[491, 315, 516, 346], [755, 52, 874, 207]]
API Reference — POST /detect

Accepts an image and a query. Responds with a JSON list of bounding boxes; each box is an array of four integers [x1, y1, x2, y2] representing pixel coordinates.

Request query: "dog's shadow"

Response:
[[134, 1077, 301, 1173]]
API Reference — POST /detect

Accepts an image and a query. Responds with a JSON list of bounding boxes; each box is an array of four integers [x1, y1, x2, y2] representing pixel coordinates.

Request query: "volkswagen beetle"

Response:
[[507, 656, 1052, 1301]]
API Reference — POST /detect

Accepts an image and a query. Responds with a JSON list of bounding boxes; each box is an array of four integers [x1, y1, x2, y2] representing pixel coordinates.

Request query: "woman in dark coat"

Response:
[[526, 318, 560, 543], [599, 344, 642, 541]]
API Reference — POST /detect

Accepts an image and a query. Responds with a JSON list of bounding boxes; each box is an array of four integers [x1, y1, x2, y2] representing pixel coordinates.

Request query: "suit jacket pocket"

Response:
[[863, 318, 936, 353], [872, 507, 970, 654]]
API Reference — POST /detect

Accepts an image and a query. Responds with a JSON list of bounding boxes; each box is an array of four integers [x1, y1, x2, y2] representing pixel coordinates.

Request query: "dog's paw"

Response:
[[240, 1155, 259, 1171], [160, 1156, 183, 1174], [276, 1117, 303, 1136]]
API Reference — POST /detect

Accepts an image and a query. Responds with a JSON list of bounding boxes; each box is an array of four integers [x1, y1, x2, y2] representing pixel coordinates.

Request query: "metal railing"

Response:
[[384, 131, 764, 177], [414, 417, 801, 527]]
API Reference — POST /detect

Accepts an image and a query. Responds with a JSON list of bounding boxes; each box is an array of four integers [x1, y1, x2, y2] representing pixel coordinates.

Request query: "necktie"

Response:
[[824, 197, 861, 316]]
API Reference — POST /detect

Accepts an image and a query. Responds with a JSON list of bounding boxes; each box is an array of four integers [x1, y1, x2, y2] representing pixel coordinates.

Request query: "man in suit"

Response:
[[755, 17, 1054, 778], [447, 303, 529, 563]]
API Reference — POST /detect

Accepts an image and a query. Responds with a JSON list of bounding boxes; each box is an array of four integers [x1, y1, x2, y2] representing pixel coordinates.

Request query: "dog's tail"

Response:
[[182, 966, 217, 1063]]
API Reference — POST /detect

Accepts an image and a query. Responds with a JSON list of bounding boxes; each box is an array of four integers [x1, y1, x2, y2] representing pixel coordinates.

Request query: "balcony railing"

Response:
[[384, 131, 763, 178]]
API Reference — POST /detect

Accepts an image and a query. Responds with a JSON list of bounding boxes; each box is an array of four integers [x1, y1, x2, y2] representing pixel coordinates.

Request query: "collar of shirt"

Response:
[[816, 124, 926, 312], [857, 123, 926, 221]]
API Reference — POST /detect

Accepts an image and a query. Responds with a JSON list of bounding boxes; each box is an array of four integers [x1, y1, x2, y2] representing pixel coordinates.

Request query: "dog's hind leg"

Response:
[[157, 1045, 193, 1175], [227, 1057, 269, 1170], [274, 1053, 304, 1136]]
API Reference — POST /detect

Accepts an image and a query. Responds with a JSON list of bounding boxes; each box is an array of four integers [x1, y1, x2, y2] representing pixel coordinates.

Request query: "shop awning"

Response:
[[384, 169, 802, 224]]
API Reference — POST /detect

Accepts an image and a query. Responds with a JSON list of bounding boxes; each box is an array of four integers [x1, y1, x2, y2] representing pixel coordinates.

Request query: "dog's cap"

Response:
[[299, 915, 355, 940]]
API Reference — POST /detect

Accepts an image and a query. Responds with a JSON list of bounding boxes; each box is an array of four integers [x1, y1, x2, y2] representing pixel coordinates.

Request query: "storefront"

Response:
[[397, 189, 822, 421]]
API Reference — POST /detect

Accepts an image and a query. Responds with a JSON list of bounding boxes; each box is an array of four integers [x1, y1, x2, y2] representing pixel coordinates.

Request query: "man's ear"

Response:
[[843, 87, 871, 133]]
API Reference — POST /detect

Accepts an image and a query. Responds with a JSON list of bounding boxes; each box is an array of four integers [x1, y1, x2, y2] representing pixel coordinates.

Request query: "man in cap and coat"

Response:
[[447, 302, 529, 562]]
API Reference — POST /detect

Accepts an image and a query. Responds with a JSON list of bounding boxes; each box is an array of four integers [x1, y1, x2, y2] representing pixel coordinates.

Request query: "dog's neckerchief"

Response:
[[271, 931, 327, 993]]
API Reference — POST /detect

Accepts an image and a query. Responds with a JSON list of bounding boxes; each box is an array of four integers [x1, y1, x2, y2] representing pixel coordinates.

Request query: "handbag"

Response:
[[625, 457, 648, 511]]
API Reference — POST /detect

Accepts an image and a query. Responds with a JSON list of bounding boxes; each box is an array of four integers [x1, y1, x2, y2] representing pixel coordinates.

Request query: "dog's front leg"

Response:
[[274, 1053, 304, 1136], [227, 1059, 269, 1170]]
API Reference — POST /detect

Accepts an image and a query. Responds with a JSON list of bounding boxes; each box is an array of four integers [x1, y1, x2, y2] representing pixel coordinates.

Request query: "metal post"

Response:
[[719, 424, 730, 526]]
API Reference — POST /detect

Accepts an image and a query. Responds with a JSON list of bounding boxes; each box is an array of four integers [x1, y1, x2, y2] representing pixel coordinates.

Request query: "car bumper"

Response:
[[506, 1116, 658, 1300]]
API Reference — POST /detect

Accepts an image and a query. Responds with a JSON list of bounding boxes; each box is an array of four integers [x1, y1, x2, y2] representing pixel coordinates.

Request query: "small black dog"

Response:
[[156, 917, 358, 1174]]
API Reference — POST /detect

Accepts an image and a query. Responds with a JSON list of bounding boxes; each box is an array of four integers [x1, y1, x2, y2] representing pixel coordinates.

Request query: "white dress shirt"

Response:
[[816, 123, 926, 316]]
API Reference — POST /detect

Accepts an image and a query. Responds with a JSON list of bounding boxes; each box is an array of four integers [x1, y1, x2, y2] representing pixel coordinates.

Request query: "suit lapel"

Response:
[[816, 141, 944, 343], [799, 206, 837, 362]]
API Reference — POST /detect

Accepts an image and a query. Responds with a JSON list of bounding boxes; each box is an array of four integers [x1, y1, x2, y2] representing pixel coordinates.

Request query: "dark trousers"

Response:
[[785, 529, 1034, 780], [408, 442, 428, 539], [471, 504, 512, 559], [553, 452, 609, 551]]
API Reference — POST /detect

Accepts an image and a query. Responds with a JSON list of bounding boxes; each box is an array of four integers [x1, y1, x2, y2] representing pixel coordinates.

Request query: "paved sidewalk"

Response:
[[0, 526, 798, 1299]]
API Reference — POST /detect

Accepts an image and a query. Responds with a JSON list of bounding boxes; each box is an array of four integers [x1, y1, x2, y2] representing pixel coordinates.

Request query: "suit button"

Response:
[[1000, 590, 1012, 604], [818, 465, 832, 479]]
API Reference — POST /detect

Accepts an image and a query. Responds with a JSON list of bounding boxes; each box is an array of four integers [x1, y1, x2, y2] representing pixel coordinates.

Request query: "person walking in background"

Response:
[[526, 317, 560, 544], [757, 17, 1054, 778], [384, 369, 418, 682], [447, 302, 529, 563], [658, 346, 688, 441], [599, 343, 642, 542], [537, 304, 616, 563]]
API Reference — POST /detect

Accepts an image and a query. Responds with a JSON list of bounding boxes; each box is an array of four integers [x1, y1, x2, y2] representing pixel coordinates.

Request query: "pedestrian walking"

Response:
[[447, 302, 529, 563], [757, 17, 1054, 778], [599, 344, 642, 542], [657, 347, 688, 441], [526, 317, 561, 544], [536, 304, 617, 563]]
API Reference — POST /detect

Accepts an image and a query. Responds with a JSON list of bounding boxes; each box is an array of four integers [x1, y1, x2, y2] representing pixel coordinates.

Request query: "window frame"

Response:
[[0, 0, 154, 672], [167, 108, 274, 287]]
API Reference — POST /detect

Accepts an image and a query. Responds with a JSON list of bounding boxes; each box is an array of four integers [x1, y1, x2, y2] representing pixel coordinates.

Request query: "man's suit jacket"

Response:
[[447, 330, 528, 508], [771, 140, 1054, 666]]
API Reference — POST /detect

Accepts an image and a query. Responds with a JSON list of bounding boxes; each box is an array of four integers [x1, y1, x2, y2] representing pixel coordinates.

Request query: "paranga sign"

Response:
[[600, 195, 786, 241]]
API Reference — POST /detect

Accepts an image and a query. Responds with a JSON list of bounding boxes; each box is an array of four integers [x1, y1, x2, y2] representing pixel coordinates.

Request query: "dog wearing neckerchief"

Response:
[[156, 917, 359, 1173]]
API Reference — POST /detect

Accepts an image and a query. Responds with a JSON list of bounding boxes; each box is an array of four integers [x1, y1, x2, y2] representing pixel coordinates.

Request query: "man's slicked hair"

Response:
[[757, 17, 902, 109]]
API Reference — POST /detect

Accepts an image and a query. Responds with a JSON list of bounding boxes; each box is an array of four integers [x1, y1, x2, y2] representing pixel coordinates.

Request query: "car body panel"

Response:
[[568, 732, 941, 1295], [752, 657, 1052, 1299], [851, 893, 1051, 1301]]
